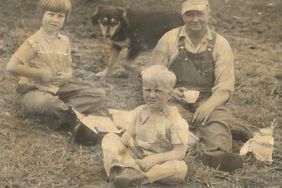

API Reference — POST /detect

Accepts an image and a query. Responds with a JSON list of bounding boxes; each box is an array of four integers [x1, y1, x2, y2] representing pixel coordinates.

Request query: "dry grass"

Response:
[[0, 0, 281, 187]]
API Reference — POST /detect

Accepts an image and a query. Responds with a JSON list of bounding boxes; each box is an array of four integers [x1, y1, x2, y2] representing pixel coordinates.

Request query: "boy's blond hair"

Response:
[[38, 0, 72, 21], [141, 65, 177, 90]]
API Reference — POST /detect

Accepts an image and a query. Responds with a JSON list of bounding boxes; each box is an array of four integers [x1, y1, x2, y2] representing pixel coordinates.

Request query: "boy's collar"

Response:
[[139, 105, 169, 125]]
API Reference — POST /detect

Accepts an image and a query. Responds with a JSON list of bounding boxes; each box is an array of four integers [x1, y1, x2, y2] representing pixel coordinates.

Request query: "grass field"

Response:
[[0, 0, 281, 187]]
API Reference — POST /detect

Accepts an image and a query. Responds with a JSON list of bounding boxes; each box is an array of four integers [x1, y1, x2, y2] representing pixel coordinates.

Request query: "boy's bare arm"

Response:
[[136, 144, 187, 171], [120, 131, 145, 158], [120, 131, 133, 147]]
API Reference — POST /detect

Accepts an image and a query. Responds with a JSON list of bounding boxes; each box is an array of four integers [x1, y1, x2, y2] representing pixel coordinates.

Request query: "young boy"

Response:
[[102, 65, 189, 187], [6, 0, 105, 132]]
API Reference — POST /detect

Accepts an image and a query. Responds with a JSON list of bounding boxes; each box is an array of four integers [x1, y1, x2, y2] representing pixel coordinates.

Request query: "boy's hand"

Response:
[[120, 131, 133, 147], [121, 132, 144, 158], [38, 69, 53, 83], [136, 156, 159, 171]]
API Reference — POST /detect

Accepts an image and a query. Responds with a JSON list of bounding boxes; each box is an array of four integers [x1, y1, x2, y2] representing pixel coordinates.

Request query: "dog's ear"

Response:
[[117, 7, 129, 24], [91, 5, 103, 25]]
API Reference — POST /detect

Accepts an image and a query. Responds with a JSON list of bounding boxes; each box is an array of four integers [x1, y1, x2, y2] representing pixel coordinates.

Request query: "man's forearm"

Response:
[[206, 90, 230, 109]]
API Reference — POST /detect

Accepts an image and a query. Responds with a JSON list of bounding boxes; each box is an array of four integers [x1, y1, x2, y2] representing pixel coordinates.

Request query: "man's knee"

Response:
[[199, 121, 232, 152], [208, 105, 232, 123]]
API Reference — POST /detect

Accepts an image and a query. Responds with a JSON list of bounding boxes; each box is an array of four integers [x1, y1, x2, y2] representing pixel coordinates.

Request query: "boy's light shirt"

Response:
[[131, 104, 189, 156], [14, 27, 72, 94]]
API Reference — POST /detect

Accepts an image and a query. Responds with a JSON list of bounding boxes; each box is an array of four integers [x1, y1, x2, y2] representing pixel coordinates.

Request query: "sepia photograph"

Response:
[[0, 0, 281, 187]]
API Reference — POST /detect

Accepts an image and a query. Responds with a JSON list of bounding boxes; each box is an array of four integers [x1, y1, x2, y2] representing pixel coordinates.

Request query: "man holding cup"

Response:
[[152, 0, 242, 172]]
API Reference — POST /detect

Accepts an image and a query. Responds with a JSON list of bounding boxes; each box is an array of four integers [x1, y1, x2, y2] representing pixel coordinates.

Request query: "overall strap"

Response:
[[176, 28, 189, 62], [206, 30, 217, 53], [204, 30, 217, 67], [177, 36, 186, 49], [177, 27, 186, 49]]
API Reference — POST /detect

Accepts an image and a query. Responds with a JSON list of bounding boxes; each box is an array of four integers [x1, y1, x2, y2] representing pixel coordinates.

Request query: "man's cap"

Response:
[[181, 0, 209, 14]]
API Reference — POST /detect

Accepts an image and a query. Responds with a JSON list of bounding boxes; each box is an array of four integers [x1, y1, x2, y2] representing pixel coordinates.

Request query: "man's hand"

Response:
[[192, 91, 230, 125], [38, 69, 53, 83], [192, 100, 215, 126], [172, 87, 187, 102]]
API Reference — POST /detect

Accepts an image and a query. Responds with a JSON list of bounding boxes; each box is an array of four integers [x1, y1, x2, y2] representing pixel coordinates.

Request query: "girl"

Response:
[[6, 0, 106, 134]]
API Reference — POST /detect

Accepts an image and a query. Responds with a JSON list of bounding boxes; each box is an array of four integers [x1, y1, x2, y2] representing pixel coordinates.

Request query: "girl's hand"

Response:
[[53, 71, 72, 83], [38, 69, 53, 83]]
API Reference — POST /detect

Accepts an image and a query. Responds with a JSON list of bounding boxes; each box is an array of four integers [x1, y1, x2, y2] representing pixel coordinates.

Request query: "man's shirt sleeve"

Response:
[[212, 35, 235, 97], [152, 29, 180, 67]]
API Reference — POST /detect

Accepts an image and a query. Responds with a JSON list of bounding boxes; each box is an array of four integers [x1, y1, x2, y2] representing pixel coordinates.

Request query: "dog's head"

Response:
[[92, 6, 128, 39]]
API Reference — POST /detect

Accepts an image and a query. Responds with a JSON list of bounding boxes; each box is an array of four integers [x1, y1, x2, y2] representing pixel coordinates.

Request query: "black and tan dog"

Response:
[[92, 5, 184, 77]]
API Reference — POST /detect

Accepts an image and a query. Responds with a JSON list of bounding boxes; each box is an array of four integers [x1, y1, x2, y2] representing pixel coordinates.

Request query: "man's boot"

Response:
[[199, 150, 243, 172]]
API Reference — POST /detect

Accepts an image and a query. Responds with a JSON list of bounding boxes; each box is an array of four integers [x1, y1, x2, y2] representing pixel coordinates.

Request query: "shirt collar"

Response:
[[139, 105, 169, 125], [178, 26, 213, 41], [40, 27, 62, 43]]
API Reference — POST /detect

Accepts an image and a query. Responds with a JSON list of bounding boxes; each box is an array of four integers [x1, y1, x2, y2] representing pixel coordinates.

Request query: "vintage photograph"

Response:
[[0, 0, 281, 187]]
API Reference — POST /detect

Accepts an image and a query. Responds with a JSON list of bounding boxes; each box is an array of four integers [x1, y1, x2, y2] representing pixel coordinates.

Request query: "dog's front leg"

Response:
[[96, 44, 122, 77], [121, 47, 140, 73]]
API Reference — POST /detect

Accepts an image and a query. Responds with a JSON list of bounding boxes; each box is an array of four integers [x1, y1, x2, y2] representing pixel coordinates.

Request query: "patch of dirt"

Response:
[[0, 0, 281, 187]]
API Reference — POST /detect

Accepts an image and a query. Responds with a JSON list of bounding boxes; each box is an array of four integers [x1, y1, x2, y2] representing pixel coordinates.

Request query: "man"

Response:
[[152, 0, 243, 172]]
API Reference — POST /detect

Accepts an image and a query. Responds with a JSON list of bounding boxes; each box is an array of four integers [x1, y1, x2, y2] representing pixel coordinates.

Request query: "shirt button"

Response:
[[180, 46, 184, 49], [185, 58, 188, 61]]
